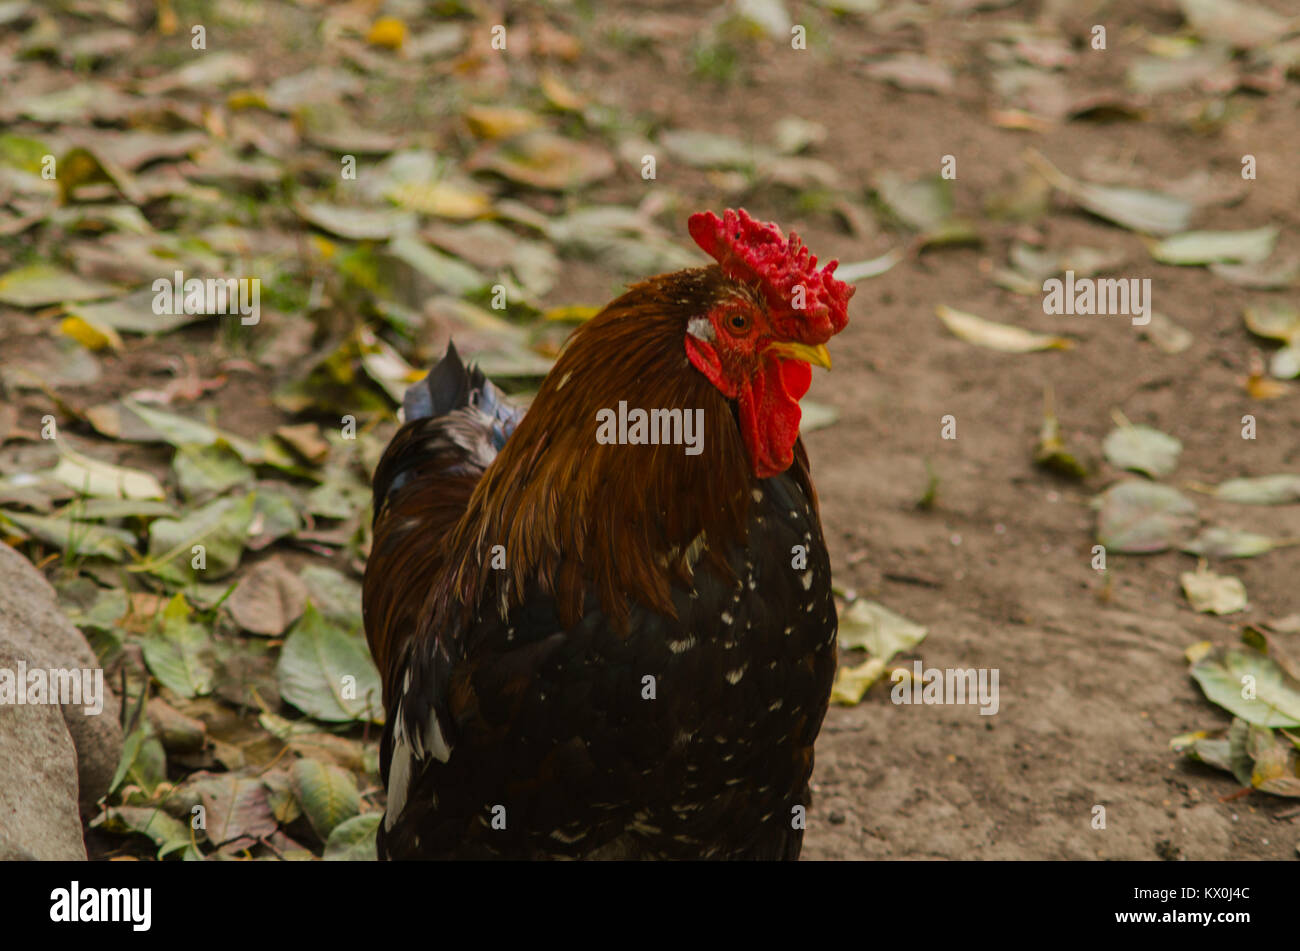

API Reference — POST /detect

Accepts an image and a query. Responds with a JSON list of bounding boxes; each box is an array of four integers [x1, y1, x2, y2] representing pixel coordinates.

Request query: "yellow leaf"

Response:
[[542, 305, 601, 323], [463, 106, 545, 141], [312, 235, 337, 260], [1243, 368, 1290, 400], [936, 305, 1073, 353], [60, 315, 122, 352], [366, 17, 407, 50], [387, 181, 491, 219], [157, 0, 178, 36], [540, 71, 586, 111], [1185, 641, 1213, 664], [226, 90, 269, 111], [830, 657, 886, 706]]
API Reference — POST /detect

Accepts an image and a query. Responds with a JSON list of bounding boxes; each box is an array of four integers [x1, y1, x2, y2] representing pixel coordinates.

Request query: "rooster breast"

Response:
[[379, 468, 837, 860]]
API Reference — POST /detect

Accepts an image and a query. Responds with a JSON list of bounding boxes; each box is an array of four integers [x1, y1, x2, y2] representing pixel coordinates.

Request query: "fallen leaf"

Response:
[[1178, 0, 1293, 50], [1209, 474, 1300, 505], [1139, 312, 1193, 354], [1025, 150, 1194, 235], [49, 446, 165, 500], [471, 131, 614, 191], [831, 657, 887, 705], [290, 758, 360, 841], [225, 559, 308, 637], [1182, 527, 1288, 558], [1191, 644, 1300, 727], [1034, 389, 1088, 479], [835, 250, 903, 282], [139, 492, 256, 583], [1181, 562, 1248, 615], [1150, 227, 1278, 266], [141, 594, 217, 698], [366, 17, 407, 50], [1094, 481, 1197, 553], [1103, 420, 1182, 478], [936, 305, 1073, 353], [837, 600, 929, 656], [324, 813, 380, 860], [864, 53, 955, 93], [173, 443, 253, 499], [276, 603, 381, 722], [0, 263, 116, 307]]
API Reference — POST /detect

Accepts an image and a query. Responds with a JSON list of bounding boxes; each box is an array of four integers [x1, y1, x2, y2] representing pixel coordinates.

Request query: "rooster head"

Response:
[[685, 208, 854, 479]]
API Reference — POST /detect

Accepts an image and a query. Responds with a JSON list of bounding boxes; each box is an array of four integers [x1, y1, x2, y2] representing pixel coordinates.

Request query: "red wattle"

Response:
[[738, 356, 807, 479]]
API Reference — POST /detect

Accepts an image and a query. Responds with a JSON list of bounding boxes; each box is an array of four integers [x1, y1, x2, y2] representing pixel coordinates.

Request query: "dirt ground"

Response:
[[4, 0, 1299, 860], [549, 1, 1300, 860], [493, 2, 1300, 859]]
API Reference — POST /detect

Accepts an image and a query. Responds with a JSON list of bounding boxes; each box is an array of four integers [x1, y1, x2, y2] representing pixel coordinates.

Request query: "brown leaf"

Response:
[[226, 558, 309, 636]]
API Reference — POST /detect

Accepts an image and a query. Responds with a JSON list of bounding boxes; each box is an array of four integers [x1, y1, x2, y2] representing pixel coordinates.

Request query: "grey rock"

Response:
[[0, 645, 86, 860], [0, 543, 124, 858]]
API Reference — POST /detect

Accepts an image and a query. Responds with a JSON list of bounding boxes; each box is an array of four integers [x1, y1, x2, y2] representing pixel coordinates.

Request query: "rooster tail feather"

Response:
[[366, 341, 521, 710], [403, 341, 521, 448]]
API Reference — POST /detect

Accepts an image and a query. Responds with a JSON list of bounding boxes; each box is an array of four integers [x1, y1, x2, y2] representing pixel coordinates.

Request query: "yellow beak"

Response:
[[766, 341, 833, 370]]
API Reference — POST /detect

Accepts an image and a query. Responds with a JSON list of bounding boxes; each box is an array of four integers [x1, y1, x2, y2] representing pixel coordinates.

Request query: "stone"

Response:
[[0, 543, 124, 859]]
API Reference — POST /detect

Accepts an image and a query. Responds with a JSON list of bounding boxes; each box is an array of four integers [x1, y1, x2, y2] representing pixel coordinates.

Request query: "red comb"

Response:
[[688, 208, 853, 344]]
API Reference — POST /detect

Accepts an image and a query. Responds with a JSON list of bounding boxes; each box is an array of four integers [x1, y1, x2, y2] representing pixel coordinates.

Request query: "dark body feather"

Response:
[[364, 267, 838, 860]]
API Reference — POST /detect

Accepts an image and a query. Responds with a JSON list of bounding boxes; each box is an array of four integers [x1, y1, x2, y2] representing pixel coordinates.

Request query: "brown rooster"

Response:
[[363, 208, 853, 859]]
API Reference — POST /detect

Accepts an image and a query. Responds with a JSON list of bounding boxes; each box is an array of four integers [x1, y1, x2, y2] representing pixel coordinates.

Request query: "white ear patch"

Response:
[[687, 316, 715, 342]]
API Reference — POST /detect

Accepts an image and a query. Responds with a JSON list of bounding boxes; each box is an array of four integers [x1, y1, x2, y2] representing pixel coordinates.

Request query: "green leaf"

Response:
[[0, 508, 135, 560], [832, 600, 928, 707], [140, 492, 255, 583], [92, 805, 196, 860], [108, 722, 167, 796], [0, 263, 116, 307], [1094, 481, 1197, 553], [658, 129, 765, 170], [66, 290, 205, 334], [1150, 227, 1278, 265], [141, 593, 217, 698], [324, 813, 381, 860], [837, 600, 928, 657], [293, 201, 416, 240], [173, 443, 253, 500], [276, 602, 382, 723], [1211, 475, 1300, 505], [1102, 423, 1182, 478], [1191, 646, 1300, 728], [290, 758, 360, 841], [299, 565, 364, 631], [1026, 150, 1194, 235], [48, 446, 165, 500], [1182, 526, 1284, 559], [1034, 398, 1088, 479]]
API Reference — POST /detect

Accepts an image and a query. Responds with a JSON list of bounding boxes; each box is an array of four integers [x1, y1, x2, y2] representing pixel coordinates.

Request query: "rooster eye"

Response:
[[727, 312, 750, 333]]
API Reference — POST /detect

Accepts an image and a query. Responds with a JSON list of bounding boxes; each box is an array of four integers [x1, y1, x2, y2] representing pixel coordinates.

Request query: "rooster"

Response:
[[363, 208, 853, 859]]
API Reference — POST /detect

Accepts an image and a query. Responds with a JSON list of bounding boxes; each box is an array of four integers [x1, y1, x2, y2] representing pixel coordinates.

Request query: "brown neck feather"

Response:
[[441, 267, 758, 631]]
